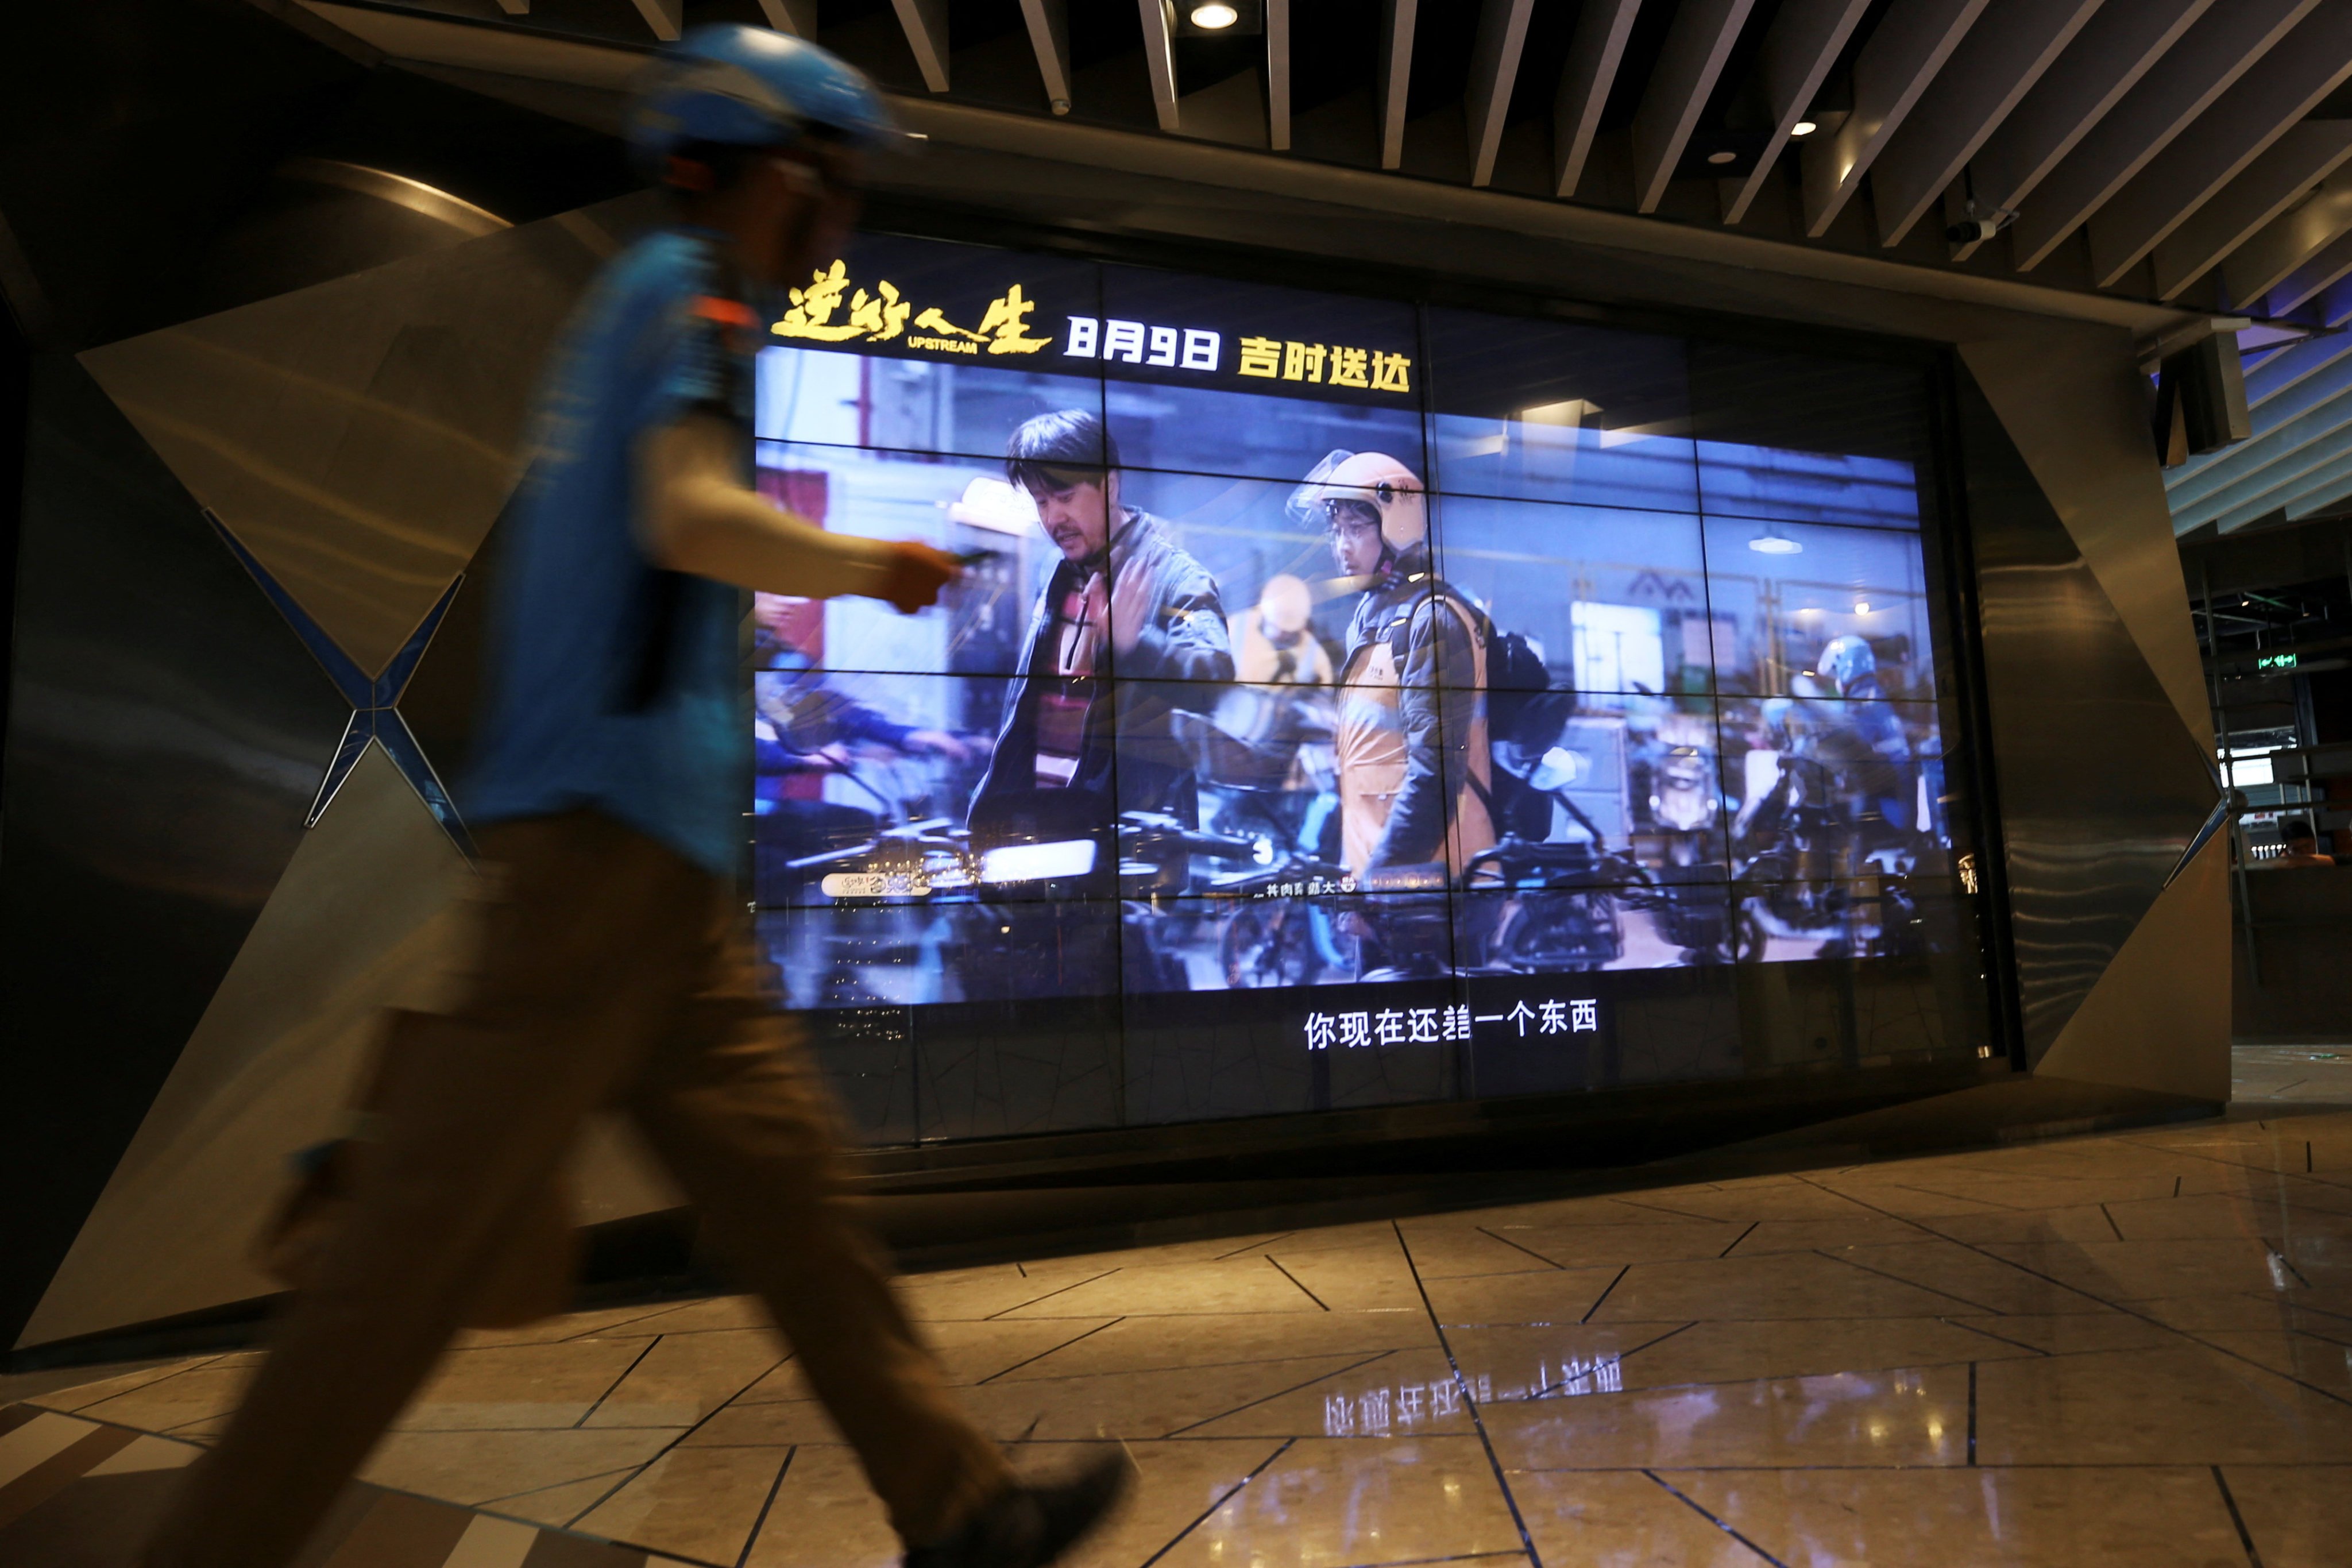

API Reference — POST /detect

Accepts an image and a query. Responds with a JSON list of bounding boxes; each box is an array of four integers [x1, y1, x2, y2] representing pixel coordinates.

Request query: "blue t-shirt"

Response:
[[463, 229, 757, 877]]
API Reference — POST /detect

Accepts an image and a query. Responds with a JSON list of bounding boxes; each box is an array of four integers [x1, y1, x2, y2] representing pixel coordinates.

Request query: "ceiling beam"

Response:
[[891, 0, 952, 92], [1268, 0, 1291, 150], [2153, 122, 2352, 300], [1466, 0, 1538, 188], [1719, 0, 1871, 226], [1799, 0, 1990, 238], [1017, 0, 1072, 115], [2253, 209, 2352, 316], [1139, 0, 1179, 132], [495, 0, 528, 16], [2092, 10, 2352, 289], [1870, 0, 2100, 247], [1631, 0, 1757, 213], [2277, 447, 2352, 522], [1951, 0, 2212, 262], [2009, 0, 2314, 273], [2166, 354, 2352, 521], [1552, 0, 1645, 199], [628, 0, 680, 43], [754, 0, 815, 32], [2185, 411, 2352, 533], [1379, 0, 1421, 171], [2318, 274, 2352, 327]]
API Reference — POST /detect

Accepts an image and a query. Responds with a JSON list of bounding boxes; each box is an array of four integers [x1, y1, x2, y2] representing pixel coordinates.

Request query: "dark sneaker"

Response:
[[904, 1452, 1130, 1568]]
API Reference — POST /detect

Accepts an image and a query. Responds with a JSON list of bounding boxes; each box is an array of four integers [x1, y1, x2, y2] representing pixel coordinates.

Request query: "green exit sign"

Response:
[[2258, 651, 2300, 671]]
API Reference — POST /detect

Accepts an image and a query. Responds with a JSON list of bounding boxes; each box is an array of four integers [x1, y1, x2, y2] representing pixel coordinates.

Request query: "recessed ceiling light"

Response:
[[1791, 119, 1818, 138], [1190, 2, 1239, 27], [1853, 600, 1871, 615], [1706, 149, 1737, 165], [1748, 526, 1802, 555]]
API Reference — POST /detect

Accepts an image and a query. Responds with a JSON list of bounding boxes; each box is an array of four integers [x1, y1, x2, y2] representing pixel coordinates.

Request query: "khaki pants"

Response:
[[149, 811, 1010, 1568]]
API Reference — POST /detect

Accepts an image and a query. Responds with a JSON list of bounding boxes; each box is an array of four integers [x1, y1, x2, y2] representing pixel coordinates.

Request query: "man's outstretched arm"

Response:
[[639, 412, 955, 612]]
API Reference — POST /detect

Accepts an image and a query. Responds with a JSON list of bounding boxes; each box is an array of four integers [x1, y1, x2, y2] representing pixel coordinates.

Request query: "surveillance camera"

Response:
[[1946, 217, 2002, 244]]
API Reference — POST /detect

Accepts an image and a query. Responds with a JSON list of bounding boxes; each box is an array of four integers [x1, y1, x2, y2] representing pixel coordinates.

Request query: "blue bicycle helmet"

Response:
[[629, 24, 901, 180]]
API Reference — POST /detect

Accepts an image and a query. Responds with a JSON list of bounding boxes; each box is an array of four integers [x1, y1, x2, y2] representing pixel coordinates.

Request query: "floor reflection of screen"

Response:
[[747, 234, 1992, 1136]]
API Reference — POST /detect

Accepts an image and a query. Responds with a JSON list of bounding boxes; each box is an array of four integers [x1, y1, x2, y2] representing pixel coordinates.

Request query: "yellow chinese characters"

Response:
[[1238, 335, 1411, 393], [771, 261, 1051, 357]]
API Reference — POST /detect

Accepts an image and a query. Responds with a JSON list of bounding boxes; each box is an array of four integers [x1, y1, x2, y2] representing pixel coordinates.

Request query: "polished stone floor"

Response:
[[7, 1053, 2352, 1567]]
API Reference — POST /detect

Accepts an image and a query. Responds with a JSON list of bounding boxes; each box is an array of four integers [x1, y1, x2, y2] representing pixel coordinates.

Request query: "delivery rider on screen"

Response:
[[1295, 451, 1496, 879]]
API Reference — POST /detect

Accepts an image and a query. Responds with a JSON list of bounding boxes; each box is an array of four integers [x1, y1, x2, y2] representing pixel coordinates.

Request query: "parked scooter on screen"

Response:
[[1731, 635, 1925, 960]]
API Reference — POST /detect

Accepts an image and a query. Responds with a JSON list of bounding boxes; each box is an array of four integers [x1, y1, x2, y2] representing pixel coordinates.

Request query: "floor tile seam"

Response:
[[1391, 1219, 1543, 1568], [577, 1323, 781, 1342], [1716, 1221, 1764, 1260], [974, 1316, 1128, 1385], [1264, 1254, 1333, 1310], [383, 1422, 699, 1434], [1577, 1266, 1628, 1325], [1293, 1552, 1525, 1568], [1157, 1349, 1404, 1436], [551, 1303, 720, 1342], [1637, 1469, 1790, 1567], [2207, 1464, 2268, 1568], [1450, 1311, 2081, 1326], [1472, 1227, 1574, 1270], [1596, 1198, 1743, 1225], [1210, 1233, 1297, 1261], [1810, 1246, 2011, 1315], [1791, 1176, 2124, 1315], [1504, 1460, 2269, 1472], [1776, 1177, 2352, 1401], [0, 1403, 206, 1448], [979, 1268, 1125, 1321], [40, 1357, 223, 1414], [2157, 1323, 2352, 1389], [1799, 1177, 2352, 1400], [1135, 1435, 1296, 1568], [983, 1345, 1420, 1382], [965, 1304, 1349, 1322], [570, 1335, 666, 1430], [1936, 1317, 2054, 1358], [1484, 1350, 2029, 1404], [57, 1355, 238, 1421], [980, 1348, 1419, 1387], [468, 1461, 651, 1512], [732, 1445, 790, 1568]]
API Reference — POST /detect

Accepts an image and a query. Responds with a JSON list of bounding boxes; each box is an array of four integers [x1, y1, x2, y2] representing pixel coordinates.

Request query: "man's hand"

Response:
[[876, 541, 961, 615], [1108, 564, 1153, 658], [903, 729, 971, 762]]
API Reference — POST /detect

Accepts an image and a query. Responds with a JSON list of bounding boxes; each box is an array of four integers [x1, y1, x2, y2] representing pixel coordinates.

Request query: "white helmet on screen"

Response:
[[1288, 450, 1428, 554]]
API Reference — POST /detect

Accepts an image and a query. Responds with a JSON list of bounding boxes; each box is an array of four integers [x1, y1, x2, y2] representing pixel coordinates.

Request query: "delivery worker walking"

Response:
[[144, 26, 1124, 1568]]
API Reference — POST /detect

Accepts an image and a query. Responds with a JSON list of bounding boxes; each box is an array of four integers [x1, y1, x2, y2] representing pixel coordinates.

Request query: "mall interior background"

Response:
[[0, 0, 2233, 1365]]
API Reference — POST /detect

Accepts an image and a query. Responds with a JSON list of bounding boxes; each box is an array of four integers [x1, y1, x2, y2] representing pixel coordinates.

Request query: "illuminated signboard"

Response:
[[767, 237, 1418, 405], [2257, 651, 2300, 671], [746, 229, 1988, 1140]]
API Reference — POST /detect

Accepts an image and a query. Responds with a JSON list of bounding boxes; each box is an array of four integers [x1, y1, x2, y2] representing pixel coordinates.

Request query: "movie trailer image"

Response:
[[742, 231, 1994, 1131]]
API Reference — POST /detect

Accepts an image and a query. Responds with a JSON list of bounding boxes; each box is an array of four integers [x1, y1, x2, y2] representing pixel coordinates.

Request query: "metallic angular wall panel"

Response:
[[0, 356, 349, 1350], [19, 737, 689, 1350], [1959, 334, 2215, 752], [76, 194, 653, 678], [1956, 366, 2221, 1069], [18, 744, 473, 1349], [2036, 835, 2231, 1102]]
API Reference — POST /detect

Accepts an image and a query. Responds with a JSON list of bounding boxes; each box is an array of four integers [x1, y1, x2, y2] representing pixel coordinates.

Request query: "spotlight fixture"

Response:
[[1748, 524, 1802, 555], [1853, 600, 1871, 615], [1190, 1, 1238, 26], [1790, 120, 1818, 138]]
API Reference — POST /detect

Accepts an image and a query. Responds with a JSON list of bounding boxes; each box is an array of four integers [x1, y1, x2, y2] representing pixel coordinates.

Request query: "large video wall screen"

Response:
[[749, 233, 1993, 1143]]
